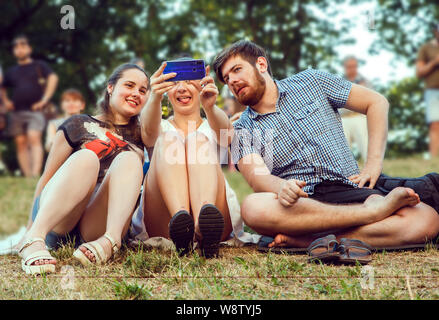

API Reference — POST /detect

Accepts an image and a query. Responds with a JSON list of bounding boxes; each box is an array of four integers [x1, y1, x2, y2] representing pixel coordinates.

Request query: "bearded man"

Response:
[[212, 40, 439, 250]]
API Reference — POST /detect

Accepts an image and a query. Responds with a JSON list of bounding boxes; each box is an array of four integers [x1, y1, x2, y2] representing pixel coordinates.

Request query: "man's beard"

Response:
[[237, 68, 266, 107], [17, 54, 31, 63]]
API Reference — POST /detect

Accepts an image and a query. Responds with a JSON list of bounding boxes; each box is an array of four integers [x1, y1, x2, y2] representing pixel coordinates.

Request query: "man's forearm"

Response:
[[416, 59, 438, 79], [42, 74, 58, 102], [248, 170, 284, 194], [1, 88, 9, 103], [365, 97, 388, 163]]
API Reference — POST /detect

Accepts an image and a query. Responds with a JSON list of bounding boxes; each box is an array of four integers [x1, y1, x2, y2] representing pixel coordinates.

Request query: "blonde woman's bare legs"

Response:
[[143, 132, 232, 242]]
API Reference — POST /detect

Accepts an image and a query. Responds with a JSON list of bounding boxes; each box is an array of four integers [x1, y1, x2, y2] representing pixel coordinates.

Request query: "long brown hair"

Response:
[[97, 63, 150, 141]]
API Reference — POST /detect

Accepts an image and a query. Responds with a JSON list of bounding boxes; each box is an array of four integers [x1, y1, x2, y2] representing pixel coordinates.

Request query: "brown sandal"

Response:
[[338, 238, 373, 265], [307, 234, 340, 264]]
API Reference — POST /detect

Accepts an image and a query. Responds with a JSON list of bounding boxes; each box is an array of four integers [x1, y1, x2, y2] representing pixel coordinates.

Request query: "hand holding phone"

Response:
[[149, 62, 177, 100], [163, 59, 206, 82], [199, 65, 219, 111]]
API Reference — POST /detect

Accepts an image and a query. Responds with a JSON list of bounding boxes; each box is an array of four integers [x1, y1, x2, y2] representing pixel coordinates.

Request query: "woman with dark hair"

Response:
[[130, 61, 259, 258], [17, 63, 150, 274]]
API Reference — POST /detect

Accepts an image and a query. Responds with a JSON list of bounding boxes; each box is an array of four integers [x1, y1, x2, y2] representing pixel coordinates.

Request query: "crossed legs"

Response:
[[241, 187, 439, 248]]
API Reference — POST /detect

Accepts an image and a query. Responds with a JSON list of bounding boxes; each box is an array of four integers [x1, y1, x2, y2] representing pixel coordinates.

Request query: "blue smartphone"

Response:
[[163, 59, 205, 82]]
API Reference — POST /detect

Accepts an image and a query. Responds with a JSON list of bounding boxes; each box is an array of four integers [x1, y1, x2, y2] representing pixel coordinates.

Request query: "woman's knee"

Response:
[[70, 149, 100, 173], [186, 132, 217, 164], [113, 151, 142, 168], [155, 132, 186, 165]]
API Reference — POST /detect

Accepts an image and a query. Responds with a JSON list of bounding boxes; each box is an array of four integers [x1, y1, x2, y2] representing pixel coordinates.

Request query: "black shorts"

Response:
[[310, 180, 386, 204]]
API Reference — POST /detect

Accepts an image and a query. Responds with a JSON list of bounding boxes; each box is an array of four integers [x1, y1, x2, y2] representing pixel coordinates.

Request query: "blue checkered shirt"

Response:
[[231, 69, 360, 194]]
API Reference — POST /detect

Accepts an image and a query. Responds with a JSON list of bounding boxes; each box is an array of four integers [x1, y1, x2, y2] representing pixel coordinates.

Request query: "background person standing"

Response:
[[1, 35, 58, 177], [340, 55, 371, 162], [416, 23, 439, 159]]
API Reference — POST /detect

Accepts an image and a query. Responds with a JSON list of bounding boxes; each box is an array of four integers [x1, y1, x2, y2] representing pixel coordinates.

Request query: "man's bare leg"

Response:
[[269, 199, 439, 249], [241, 187, 420, 238], [27, 130, 43, 177], [15, 134, 31, 177]]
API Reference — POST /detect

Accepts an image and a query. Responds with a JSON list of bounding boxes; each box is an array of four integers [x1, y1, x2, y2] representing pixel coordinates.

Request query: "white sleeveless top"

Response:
[[129, 119, 261, 246]]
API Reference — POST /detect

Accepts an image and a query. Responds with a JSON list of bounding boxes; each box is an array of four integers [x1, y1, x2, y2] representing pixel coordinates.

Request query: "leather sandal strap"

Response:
[[307, 234, 337, 253], [81, 241, 106, 264], [340, 238, 374, 252], [345, 245, 372, 255], [18, 237, 46, 254], [103, 233, 119, 255]]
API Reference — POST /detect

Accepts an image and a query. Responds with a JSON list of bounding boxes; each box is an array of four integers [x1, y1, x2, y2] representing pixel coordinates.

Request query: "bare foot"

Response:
[[364, 187, 420, 222], [19, 238, 56, 266], [268, 234, 314, 248]]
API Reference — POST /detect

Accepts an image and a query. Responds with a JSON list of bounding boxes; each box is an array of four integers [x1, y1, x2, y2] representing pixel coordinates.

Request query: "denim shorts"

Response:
[[31, 196, 84, 249]]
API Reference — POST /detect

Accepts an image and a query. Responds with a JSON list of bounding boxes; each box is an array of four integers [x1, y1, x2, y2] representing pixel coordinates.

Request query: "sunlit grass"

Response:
[[0, 155, 438, 299]]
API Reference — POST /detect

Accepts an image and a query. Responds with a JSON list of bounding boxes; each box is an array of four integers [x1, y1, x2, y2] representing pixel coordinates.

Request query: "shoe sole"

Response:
[[308, 252, 340, 264], [169, 211, 194, 256], [337, 257, 372, 265], [21, 260, 56, 275], [199, 204, 224, 258]]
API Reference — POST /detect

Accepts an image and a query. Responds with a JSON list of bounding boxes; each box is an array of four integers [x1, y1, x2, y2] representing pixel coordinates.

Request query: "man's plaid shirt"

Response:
[[231, 68, 360, 194]]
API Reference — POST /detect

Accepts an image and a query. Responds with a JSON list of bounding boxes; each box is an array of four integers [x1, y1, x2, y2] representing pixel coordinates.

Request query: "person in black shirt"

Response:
[[1, 35, 58, 177]]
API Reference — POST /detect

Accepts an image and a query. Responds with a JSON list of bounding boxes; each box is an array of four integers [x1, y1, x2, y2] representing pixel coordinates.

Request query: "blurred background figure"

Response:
[[1, 35, 58, 177], [45, 88, 85, 152], [340, 55, 371, 162], [0, 63, 8, 174], [416, 23, 439, 159], [130, 57, 145, 70]]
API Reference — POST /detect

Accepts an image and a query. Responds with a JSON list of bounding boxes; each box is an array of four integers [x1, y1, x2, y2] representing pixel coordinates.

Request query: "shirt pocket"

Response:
[[292, 101, 326, 137]]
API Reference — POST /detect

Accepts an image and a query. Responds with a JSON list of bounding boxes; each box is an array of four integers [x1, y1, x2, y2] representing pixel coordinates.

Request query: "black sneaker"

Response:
[[169, 210, 194, 256], [198, 204, 224, 258]]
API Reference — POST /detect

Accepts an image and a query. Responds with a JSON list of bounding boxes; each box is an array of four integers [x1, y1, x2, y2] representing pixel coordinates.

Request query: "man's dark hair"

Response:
[[12, 34, 30, 46], [212, 40, 272, 83]]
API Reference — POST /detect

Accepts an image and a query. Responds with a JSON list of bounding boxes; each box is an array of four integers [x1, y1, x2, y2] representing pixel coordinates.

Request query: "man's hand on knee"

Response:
[[276, 179, 308, 207]]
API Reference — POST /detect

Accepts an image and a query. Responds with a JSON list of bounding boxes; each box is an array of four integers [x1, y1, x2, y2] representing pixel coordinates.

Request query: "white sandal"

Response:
[[72, 233, 119, 266], [18, 237, 56, 275]]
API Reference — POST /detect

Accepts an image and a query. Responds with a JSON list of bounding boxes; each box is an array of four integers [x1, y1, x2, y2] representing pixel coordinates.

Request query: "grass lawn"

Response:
[[0, 156, 438, 300]]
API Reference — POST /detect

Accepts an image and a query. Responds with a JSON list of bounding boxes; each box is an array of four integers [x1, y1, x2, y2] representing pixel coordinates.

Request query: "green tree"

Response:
[[358, 0, 439, 63], [188, 0, 355, 78], [379, 77, 427, 158]]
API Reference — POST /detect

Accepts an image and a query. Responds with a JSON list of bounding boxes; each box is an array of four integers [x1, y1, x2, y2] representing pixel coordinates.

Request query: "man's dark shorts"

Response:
[[310, 180, 386, 204], [9, 110, 45, 136]]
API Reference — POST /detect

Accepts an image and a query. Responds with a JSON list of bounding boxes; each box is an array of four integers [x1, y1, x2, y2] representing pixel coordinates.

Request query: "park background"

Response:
[[0, 0, 439, 300]]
